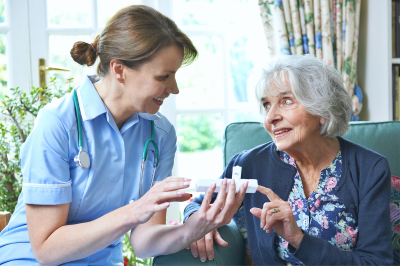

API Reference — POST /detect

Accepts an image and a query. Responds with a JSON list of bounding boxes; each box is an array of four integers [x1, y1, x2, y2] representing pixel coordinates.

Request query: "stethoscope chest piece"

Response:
[[74, 148, 91, 169]]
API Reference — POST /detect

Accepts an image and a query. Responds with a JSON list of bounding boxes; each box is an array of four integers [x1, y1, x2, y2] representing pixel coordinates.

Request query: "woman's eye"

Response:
[[161, 75, 169, 81], [263, 103, 271, 111], [283, 98, 293, 105]]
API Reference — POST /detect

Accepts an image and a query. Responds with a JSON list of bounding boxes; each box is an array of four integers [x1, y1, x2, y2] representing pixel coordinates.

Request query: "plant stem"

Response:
[[6, 106, 26, 142]]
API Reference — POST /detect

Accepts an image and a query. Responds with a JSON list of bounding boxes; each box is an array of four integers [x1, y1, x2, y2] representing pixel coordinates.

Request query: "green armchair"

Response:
[[153, 121, 400, 265]]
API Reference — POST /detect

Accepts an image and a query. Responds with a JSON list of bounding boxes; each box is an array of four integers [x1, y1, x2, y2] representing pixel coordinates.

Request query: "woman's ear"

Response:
[[109, 60, 125, 83], [320, 117, 325, 125]]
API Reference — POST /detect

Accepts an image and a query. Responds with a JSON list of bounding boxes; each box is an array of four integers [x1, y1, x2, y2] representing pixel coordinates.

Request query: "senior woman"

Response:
[[184, 55, 399, 265]]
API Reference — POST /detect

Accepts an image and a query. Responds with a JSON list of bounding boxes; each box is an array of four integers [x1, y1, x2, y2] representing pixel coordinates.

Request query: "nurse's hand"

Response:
[[130, 177, 192, 224], [250, 185, 304, 249], [184, 178, 247, 261]]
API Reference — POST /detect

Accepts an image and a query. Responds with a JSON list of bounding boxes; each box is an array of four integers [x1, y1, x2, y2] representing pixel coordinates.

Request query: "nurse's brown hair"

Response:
[[70, 5, 197, 76]]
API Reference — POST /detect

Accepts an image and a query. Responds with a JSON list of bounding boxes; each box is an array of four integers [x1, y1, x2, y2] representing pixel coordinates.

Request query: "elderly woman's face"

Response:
[[262, 87, 323, 152]]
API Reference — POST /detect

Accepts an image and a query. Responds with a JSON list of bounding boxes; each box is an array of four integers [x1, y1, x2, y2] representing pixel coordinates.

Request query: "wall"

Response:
[[358, 0, 391, 121]]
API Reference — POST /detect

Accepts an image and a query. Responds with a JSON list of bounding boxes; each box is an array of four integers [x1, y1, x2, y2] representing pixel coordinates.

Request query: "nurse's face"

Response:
[[123, 45, 184, 114]]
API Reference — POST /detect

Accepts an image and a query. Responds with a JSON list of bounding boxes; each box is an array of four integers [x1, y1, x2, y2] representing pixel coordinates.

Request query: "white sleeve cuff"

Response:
[[23, 182, 72, 205]]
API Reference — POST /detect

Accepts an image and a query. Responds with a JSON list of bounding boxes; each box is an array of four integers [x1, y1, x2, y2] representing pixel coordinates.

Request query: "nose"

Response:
[[265, 104, 282, 125], [167, 77, 179, 95]]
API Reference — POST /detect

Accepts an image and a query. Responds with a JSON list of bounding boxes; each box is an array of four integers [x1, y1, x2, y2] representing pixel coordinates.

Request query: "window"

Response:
[[0, 0, 7, 99], [169, 0, 267, 184]]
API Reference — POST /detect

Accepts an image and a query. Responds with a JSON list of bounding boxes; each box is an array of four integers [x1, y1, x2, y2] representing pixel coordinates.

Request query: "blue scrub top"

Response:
[[0, 75, 177, 265]]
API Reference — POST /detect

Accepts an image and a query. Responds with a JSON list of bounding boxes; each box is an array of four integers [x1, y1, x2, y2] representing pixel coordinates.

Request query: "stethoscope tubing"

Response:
[[73, 89, 159, 198]]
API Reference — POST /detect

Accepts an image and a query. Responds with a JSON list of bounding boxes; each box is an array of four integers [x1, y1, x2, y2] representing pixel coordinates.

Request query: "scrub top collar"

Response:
[[76, 75, 162, 131]]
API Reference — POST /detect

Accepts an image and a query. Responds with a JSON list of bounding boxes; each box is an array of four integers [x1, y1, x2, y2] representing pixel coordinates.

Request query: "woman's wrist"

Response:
[[289, 230, 304, 249]]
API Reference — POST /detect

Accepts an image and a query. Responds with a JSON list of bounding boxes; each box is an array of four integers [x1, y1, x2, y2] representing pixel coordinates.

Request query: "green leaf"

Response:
[[305, 13, 313, 24], [344, 56, 352, 75]]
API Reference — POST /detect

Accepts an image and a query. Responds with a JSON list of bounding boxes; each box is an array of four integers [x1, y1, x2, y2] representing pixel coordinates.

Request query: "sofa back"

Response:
[[222, 121, 400, 177]]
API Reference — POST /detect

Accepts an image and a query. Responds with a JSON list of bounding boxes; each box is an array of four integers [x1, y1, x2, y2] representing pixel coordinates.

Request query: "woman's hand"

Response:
[[184, 178, 248, 261], [130, 177, 192, 224], [186, 228, 227, 262], [250, 185, 304, 248]]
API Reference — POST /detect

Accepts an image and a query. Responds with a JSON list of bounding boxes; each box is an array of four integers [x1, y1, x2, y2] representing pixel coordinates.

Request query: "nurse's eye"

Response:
[[160, 75, 169, 81]]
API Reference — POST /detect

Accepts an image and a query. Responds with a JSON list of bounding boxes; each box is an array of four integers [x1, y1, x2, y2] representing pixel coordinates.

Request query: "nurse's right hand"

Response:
[[184, 178, 247, 262], [130, 177, 192, 224]]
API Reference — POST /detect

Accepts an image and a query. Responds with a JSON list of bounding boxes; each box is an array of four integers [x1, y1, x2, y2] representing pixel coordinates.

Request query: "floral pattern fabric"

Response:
[[391, 175, 400, 252], [233, 149, 359, 265], [275, 150, 358, 265], [258, 0, 361, 97]]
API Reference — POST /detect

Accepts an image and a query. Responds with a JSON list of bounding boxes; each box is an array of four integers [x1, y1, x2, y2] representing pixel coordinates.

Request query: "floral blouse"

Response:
[[233, 149, 359, 265]]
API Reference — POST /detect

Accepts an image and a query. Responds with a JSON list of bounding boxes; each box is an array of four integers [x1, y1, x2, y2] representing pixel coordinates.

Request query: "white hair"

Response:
[[254, 54, 352, 138]]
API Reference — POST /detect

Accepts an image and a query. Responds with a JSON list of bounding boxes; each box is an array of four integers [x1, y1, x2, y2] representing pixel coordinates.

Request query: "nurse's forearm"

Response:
[[26, 203, 137, 265], [130, 221, 193, 259]]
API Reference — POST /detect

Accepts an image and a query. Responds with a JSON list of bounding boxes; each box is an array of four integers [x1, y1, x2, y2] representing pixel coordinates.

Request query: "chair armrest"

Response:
[[153, 220, 245, 266], [0, 211, 11, 232]]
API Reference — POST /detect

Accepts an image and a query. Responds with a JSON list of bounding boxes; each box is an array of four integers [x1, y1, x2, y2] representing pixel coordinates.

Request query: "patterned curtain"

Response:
[[259, 0, 362, 120]]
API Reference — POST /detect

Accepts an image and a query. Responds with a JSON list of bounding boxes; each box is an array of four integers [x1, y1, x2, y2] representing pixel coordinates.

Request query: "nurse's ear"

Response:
[[110, 59, 125, 83]]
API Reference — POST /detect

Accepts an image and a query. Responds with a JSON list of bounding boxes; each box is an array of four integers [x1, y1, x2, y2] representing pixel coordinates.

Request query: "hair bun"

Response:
[[70, 41, 98, 66]]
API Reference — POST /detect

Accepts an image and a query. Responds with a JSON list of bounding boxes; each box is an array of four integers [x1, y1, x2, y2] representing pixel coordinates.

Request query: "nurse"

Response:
[[0, 5, 248, 265]]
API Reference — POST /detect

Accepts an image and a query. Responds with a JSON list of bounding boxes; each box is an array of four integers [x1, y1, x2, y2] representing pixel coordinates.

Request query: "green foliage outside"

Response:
[[177, 115, 221, 153], [0, 78, 146, 264], [122, 233, 153, 266]]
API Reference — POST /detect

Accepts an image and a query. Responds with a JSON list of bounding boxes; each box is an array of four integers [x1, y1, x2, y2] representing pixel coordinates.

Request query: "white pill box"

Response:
[[195, 179, 258, 193]]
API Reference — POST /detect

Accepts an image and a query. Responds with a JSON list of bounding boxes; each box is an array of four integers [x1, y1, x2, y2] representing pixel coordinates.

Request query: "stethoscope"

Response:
[[72, 89, 159, 198]]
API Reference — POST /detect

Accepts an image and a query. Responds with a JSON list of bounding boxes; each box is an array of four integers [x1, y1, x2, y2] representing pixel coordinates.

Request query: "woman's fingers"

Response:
[[263, 207, 283, 232], [260, 202, 268, 229], [204, 231, 215, 261], [189, 240, 199, 258], [196, 237, 208, 262], [213, 229, 228, 248], [249, 207, 262, 218], [257, 185, 282, 202]]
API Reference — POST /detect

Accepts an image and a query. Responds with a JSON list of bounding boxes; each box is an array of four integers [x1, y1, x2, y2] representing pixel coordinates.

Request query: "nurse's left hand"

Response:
[[130, 177, 192, 224]]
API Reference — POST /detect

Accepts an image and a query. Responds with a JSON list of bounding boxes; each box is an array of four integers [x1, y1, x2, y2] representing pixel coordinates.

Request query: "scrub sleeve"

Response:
[[21, 108, 72, 205]]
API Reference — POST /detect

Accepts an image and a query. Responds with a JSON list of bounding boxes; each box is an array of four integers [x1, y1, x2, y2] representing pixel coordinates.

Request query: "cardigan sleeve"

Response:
[[292, 157, 396, 265]]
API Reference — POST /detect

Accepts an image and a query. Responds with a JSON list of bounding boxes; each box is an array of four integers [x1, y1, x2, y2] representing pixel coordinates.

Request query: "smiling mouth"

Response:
[[274, 129, 292, 137], [153, 97, 165, 102]]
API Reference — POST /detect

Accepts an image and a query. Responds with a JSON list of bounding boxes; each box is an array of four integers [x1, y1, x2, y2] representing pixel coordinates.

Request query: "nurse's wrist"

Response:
[[180, 220, 194, 245], [123, 202, 141, 228]]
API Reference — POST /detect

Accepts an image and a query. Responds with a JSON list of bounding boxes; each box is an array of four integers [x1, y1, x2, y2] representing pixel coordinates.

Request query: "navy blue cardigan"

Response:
[[184, 137, 399, 265]]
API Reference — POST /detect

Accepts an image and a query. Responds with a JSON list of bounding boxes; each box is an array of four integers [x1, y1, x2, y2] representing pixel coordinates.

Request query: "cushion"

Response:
[[391, 175, 400, 252]]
